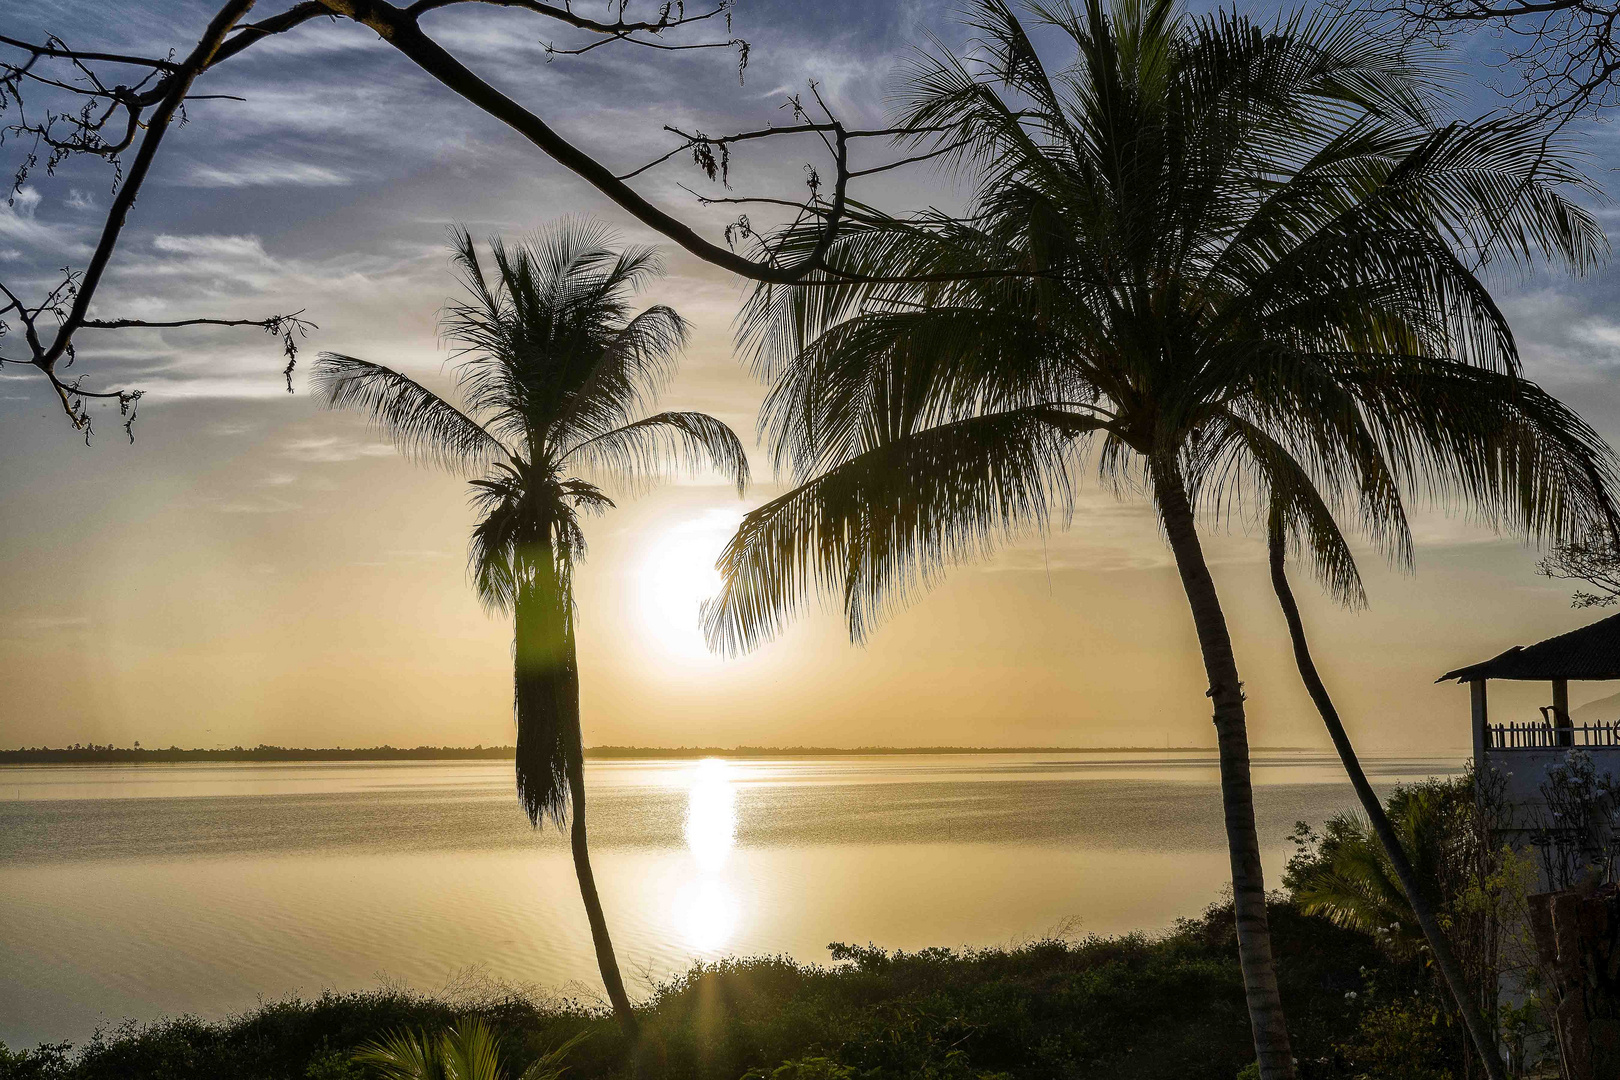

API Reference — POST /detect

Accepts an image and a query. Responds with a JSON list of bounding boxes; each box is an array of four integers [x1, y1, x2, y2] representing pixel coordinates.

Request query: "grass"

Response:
[[0, 899, 1422, 1080]]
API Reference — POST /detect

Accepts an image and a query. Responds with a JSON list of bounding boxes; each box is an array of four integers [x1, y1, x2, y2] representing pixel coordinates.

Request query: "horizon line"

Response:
[[0, 742, 1469, 762]]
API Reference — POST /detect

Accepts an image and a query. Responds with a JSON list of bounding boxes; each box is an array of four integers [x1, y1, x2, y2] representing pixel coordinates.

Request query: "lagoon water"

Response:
[[0, 751, 1464, 1049]]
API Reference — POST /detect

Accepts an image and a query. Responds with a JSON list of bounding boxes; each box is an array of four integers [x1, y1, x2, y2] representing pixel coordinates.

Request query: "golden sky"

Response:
[[3, 0, 1620, 752]]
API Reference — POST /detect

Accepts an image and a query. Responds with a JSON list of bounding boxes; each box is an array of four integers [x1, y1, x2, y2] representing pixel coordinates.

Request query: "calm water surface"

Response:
[[0, 752, 1463, 1048]]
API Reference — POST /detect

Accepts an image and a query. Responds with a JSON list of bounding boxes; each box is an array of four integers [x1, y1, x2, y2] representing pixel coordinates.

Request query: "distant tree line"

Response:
[[1, 743, 1246, 763], [0, 744, 517, 763]]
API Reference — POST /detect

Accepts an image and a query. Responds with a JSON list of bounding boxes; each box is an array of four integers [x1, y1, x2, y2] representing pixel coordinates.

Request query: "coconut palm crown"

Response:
[[316, 224, 747, 827], [703, 1, 1617, 1075], [711, 0, 1614, 655]]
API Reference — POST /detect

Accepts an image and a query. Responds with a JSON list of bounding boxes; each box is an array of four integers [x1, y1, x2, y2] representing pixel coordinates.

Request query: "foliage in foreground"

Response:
[[1, 900, 1429, 1080], [351, 1018, 580, 1080]]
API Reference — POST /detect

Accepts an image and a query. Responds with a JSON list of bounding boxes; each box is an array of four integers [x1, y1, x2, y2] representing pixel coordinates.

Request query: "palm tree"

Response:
[[314, 222, 749, 1040], [1269, 520, 1515, 1072], [701, 2, 1614, 1076], [1286, 788, 1459, 954], [354, 1018, 582, 1080]]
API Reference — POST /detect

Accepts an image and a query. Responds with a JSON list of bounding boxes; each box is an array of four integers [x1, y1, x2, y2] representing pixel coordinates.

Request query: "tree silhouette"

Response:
[[702, 1, 1616, 1075], [315, 222, 748, 1038]]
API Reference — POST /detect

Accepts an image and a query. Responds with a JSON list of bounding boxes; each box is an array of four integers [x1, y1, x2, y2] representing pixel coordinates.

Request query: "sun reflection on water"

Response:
[[684, 758, 736, 871], [676, 758, 739, 952], [673, 878, 740, 953]]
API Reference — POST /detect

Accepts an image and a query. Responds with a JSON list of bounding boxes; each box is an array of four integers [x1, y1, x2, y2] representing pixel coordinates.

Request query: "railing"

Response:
[[1486, 720, 1620, 750]]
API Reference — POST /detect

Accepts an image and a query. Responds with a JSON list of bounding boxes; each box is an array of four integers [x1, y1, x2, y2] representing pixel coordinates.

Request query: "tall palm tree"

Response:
[[701, 2, 1614, 1076], [314, 222, 749, 1040]]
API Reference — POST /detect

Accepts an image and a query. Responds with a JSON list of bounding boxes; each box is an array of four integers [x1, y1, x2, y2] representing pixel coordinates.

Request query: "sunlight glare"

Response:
[[672, 877, 738, 953], [633, 510, 741, 659], [684, 758, 737, 871]]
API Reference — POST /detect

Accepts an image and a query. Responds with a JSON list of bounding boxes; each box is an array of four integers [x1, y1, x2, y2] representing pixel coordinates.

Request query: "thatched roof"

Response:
[[1438, 611, 1620, 682]]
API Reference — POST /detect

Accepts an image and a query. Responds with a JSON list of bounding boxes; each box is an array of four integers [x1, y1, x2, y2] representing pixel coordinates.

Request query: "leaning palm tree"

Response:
[[1267, 514, 1511, 1071], [702, 1, 1614, 1076], [314, 222, 748, 1040], [1264, 391, 1616, 1075]]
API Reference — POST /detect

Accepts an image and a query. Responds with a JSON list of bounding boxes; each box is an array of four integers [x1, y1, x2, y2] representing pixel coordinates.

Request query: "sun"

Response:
[[632, 509, 743, 659]]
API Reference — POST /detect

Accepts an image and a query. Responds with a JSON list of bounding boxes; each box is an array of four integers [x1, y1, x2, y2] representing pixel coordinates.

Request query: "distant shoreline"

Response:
[[0, 743, 1340, 765]]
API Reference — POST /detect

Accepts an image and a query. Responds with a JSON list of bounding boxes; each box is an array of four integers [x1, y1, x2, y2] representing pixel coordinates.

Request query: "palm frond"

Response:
[[352, 1027, 444, 1080], [1326, 355, 1620, 544], [1199, 415, 1374, 608], [547, 304, 692, 448], [705, 407, 1103, 654], [563, 411, 750, 495], [439, 1020, 507, 1080], [311, 353, 508, 473], [520, 1033, 589, 1080], [352, 1019, 533, 1080]]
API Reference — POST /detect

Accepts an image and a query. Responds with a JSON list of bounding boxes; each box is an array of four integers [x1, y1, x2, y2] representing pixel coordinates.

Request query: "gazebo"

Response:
[[1439, 611, 1620, 811], [1440, 615, 1620, 1073]]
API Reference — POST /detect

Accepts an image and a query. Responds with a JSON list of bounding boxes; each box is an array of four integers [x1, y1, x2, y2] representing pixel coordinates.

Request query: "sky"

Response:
[[4, 0, 1620, 753]]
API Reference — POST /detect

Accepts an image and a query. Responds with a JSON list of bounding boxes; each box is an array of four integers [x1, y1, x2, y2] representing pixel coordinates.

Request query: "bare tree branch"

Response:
[[0, 0, 995, 438], [1541, 527, 1620, 606], [1370, 0, 1620, 120]]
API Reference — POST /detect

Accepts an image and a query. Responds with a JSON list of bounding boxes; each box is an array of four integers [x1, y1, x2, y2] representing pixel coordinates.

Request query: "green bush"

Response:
[[0, 901, 1394, 1080]]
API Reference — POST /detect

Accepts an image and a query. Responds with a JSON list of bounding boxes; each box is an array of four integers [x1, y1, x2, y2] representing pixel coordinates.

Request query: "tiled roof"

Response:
[[1438, 611, 1620, 682]]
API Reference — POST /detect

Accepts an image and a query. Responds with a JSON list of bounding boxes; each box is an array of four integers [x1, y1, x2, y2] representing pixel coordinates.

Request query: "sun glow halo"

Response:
[[633, 510, 740, 659]]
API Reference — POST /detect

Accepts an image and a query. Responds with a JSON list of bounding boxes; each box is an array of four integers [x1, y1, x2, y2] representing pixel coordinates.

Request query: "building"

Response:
[[1439, 611, 1620, 822], [1441, 616, 1620, 1076]]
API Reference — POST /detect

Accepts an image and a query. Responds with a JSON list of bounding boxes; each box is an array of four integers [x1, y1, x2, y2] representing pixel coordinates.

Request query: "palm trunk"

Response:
[[566, 745, 640, 1040], [1267, 529, 1505, 1080], [514, 557, 639, 1041], [1152, 459, 1295, 1080]]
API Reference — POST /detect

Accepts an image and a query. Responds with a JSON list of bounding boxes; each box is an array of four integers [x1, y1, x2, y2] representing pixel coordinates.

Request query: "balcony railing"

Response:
[[1486, 720, 1620, 750]]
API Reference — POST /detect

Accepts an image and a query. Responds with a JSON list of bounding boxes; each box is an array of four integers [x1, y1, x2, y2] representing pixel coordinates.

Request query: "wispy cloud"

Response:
[[350, 548, 459, 567], [151, 233, 273, 260], [181, 160, 355, 188], [0, 186, 92, 255], [208, 495, 303, 514], [280, 435, 396, 463], [5, 615, 90, 632]]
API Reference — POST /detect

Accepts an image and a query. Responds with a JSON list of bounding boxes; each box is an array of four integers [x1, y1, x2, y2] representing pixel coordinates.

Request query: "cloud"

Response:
[[350, 548, 459, 567], [181, 160, 355, 188], [209, 421, 259, 437], [280, 435, 396, 463], [258, 472, 337, 491], [0, 614, 91, 642], [151, 233, 272, 260], [227, 19, 381, 59], [7, 615, 89, 631], [0, 187, 91, 254], [1572, 320, 1620, 351], [207, 495, 303, 514]]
